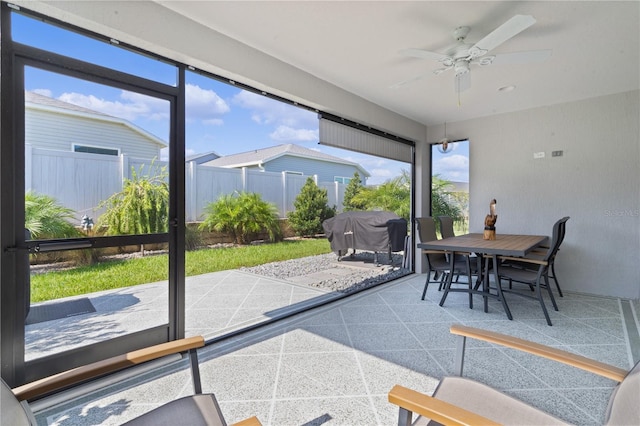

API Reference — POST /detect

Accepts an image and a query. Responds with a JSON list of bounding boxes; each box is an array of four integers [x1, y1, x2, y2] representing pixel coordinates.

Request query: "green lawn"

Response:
[[30, 238, 331, 302]]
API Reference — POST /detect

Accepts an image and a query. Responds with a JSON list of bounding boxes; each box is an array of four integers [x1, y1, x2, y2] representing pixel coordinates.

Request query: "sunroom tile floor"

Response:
[[35, 273, 639, 426]]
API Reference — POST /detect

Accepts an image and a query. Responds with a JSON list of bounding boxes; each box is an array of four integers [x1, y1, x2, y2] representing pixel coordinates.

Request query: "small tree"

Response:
[[25, 191, 81, 239], [288, 177, 336, 237], [199, 192, 281, 244], [342, 172, 367, 211], [98, 164, 169, 235]]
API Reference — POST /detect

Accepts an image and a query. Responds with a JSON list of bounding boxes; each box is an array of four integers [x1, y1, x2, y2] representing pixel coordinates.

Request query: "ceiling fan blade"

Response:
[[455, 72, 471, 93], [491, 49, 552, 65], [398, 48, 449, 62], [470, 15, 536, 56]]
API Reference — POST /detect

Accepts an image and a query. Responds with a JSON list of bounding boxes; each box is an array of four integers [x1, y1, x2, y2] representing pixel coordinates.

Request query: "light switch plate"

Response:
[[533, 152, 545, 159]]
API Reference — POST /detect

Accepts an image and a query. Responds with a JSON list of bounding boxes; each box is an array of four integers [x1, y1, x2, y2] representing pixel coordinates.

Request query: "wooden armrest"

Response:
[[231, 416, 263, 426], [423, 249, 447, 254], [450, 325, 627, 382], [499, 256, 547, 266], [13, 336, 205, 401], [388, 384, 500, 426]]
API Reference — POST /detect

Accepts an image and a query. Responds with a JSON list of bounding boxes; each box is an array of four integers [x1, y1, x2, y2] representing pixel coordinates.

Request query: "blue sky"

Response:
[[16, 11, 468, 185]]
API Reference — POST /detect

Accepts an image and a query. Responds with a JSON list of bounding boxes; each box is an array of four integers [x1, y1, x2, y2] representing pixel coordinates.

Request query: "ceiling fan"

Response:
[[393, 15, 551, 96]]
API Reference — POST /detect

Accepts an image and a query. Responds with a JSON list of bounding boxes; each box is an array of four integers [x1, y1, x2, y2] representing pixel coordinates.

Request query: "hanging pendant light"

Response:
[[437, 122, 453, 154]]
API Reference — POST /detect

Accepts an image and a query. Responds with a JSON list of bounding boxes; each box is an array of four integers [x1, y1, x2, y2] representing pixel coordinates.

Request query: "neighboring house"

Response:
[[25, 91, 167, 159], [186, 151, 221, 165], [202, 143, 370, 184]]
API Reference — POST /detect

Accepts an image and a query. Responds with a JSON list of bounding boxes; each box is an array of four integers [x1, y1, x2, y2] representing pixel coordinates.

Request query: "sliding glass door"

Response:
[[1, 6, 184, 385]]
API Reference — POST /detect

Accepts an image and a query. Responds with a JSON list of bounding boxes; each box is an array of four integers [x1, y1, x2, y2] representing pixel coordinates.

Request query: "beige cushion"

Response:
[[1, 379, 30, 426], [413, 376, 569, 426], [605, 360, 640, 425], [123, 394, 227, 426]]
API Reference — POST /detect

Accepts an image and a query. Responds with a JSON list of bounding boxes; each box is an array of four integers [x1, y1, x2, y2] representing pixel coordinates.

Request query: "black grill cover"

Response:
[[322, 211, 407, 254]]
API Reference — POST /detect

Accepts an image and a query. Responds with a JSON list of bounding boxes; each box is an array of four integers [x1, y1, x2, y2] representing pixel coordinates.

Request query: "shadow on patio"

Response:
[[32, 273, 639, 425]]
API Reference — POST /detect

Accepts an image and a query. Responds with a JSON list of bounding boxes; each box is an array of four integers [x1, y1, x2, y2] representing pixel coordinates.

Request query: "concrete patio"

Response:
[[30, 269, 640, 426]]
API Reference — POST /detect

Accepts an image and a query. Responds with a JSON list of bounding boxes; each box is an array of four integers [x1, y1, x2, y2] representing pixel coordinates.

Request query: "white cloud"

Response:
[[433, 154, 469, 181], [233, 89, 317, 130], [185, 84, 229, 125], [58, 90, 169, 122], [270, 125, 318, 142], [371, 168, 393, 178], [58, 84, 230, 126], [203, 118, 224, 126]]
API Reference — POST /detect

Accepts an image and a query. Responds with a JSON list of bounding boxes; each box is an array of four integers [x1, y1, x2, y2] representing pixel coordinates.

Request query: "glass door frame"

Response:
[[0, 5, 187, 386]]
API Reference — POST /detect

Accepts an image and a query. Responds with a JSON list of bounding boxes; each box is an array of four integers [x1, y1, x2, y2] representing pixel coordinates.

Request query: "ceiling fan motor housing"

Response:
[[454, 60, 470, 76]]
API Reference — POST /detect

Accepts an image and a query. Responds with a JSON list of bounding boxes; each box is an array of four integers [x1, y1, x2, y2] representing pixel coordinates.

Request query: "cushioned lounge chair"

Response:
[[388, 324, 638, 425], [1, 336, 261, 426]]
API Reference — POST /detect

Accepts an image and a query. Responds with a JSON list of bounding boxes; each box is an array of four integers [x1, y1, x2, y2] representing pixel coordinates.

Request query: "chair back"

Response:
[[416, 217, 437, 243], [557, 216, 569, 247], [605, 360, 640, 425], [544, 217, 570, 262], [437, 216, 455, 239], [416, 217, 448, 265], [1, 379, 30, 425]]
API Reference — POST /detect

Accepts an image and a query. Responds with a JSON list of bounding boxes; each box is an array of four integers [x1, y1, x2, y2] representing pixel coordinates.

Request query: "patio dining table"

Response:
[[418, 233, 548, 320]]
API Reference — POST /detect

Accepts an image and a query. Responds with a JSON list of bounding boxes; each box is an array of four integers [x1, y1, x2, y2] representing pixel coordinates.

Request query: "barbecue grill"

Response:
[[322, 211, 407, 265]]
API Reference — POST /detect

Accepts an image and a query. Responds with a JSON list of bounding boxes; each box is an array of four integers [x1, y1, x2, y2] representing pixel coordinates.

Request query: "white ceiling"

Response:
[[159, 1, 639, 127]]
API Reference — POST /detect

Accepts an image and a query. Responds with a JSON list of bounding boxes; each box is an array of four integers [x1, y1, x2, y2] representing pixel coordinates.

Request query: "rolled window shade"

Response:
[[319, 117, 413, 163]]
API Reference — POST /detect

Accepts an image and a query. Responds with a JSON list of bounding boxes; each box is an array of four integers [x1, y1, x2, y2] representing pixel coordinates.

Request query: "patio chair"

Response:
[[437, 216, 480, 286], [526, 216, 570, 297], [416, 217, 473, 306], [2, 336, 261, 426], [388, 324, 638, 426], [494, 216, 570, 326]]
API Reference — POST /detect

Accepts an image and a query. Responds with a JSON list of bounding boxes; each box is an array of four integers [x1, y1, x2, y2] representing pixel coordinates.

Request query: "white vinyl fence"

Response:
[[26, 146, 347, 223]]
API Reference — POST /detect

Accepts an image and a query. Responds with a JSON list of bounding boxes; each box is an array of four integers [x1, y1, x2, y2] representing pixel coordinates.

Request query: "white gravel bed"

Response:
[[240, 251, 411, 293]]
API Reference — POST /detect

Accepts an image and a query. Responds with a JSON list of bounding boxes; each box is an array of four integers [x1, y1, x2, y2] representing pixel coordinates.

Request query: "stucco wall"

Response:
[[428, 91, 640, 299]]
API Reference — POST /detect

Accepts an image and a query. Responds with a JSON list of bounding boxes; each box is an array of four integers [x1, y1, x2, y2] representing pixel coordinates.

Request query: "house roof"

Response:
[[25, 91, 168, 148], [186, 151, 221, 164], [203, 143, 371, 178]]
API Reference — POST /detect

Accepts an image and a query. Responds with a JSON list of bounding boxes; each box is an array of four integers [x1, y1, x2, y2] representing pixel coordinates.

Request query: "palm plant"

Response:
[[431, 175, 463, 221], [351, 170, 411, 221], [200, 191, 281, 244], [25, 191, 81, 239]]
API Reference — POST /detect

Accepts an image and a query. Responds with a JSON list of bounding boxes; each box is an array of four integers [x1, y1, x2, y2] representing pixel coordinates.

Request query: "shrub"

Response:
[[287, 177, 336, 236], [199, 192, 281, 244], [98, 163, 169, 235], [25, 191, 82, 239]]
